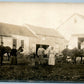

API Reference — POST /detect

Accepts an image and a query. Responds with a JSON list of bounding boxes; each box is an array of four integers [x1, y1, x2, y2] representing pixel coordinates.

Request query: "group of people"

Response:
[[0, 42, 23, 65], [37, 45, 56, 66], [0, 42, 59, 66]]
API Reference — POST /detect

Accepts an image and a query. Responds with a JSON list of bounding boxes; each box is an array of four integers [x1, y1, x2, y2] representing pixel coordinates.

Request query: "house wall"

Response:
[[68, 36, 78, 49], [1, 34, 67, 54], [68, 35, 84, 49], [3, 36, 12, 48], [12, 35, 29, 54], [1, 35, 30, 54], [29, 35, 67, 53]]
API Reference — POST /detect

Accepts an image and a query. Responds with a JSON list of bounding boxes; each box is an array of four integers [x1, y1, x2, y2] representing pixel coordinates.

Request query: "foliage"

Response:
[[0, 64, 83, 81]]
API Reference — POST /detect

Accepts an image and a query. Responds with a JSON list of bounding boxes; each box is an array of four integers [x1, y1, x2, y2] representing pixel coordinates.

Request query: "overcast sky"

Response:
[[0, 3, 84, 28]]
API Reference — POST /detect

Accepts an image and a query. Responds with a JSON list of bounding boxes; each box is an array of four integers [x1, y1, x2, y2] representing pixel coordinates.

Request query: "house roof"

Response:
[[26, 24, 64, 38], [0, 22, 35, 37]]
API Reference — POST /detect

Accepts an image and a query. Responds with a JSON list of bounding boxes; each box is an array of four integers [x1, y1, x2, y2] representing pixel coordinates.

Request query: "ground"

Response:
[[0, 63, 84, 82]]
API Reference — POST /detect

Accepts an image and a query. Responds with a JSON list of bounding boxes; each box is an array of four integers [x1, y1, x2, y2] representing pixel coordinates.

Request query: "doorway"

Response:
[[36, 44, 49, 55]]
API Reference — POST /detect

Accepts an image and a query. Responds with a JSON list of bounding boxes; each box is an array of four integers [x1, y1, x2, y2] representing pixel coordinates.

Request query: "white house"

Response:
[[0, 22, 35, 54], [25, 24, 67, 54], [0, 22, 67, 56], [57, 13, 84, 49]]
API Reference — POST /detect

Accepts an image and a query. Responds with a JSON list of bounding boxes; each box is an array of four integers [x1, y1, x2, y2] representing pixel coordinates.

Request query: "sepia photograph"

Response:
[[0, 2, 84, 82]]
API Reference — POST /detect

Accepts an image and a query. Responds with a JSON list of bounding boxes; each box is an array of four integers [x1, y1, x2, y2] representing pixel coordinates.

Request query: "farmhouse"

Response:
[[0, 22, 35, 54], [57, 13, 84, 49]]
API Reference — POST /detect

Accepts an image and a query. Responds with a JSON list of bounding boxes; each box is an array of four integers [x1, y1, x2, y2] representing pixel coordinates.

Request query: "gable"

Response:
[[58, 13, 84, 40]]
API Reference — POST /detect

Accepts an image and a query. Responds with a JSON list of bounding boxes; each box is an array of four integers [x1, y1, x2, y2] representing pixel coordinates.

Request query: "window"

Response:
[[21, 40, 24, 48], [13, 39, 17, 47]]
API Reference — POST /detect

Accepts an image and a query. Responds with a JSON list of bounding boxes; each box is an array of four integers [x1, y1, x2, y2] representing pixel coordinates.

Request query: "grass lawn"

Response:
[[0, 63, 84, 82]]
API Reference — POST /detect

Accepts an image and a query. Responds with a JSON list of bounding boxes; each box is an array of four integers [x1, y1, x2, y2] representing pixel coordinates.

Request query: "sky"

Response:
[[0, 0, 84, 2], [0, 2, 84, 40], [0, 3, 84, 28]]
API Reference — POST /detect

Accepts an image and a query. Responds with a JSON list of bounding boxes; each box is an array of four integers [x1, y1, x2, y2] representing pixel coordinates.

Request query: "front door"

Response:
[[36, 44, 49, 55]]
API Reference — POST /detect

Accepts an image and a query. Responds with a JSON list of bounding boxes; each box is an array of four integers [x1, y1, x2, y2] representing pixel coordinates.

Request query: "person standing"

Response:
[[0, 42, 5, 65], [48, 46, 55, 65], [10, 45, 17, 65], [37, 45, 45, 64]]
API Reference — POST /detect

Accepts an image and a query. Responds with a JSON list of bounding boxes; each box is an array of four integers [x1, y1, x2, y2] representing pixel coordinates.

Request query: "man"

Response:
[[37, 45, 45, 64], [0, 42, 5, 65], [10, 45, 17, 65]]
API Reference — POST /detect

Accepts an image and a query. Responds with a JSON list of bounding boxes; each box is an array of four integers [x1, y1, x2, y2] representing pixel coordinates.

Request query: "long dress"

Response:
[[48, 49, 55, 65]]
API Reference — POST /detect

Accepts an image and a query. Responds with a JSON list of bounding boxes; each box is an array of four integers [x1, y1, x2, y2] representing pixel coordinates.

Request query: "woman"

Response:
[[48, 46, 55, 65]]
